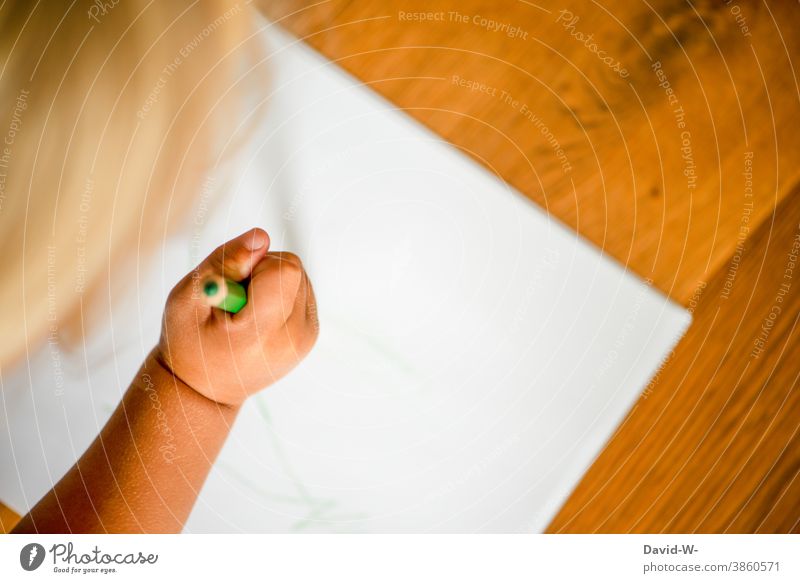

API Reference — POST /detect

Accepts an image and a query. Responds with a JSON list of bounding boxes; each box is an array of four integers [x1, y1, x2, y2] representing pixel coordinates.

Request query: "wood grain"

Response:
[[258, 0, 800, 304], [257, 0, 800, 532], [549, 188, 800, 533], [0, 501, 19, 534]]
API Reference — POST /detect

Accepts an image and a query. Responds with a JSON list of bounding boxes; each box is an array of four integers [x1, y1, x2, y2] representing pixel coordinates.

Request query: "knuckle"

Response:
[[166, 284, 182, 305], [166, 275, 192, 308], [275, 252, 303, 273], [206, 253, 225, 275], [274, 254, 305, 288]]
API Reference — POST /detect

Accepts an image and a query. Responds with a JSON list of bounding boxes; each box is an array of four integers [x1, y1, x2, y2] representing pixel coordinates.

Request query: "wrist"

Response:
[[146, 348, 243, 411]]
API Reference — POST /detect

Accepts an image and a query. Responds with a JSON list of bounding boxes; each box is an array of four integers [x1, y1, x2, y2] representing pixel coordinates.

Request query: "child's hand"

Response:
[[155, 228, 319, 406]]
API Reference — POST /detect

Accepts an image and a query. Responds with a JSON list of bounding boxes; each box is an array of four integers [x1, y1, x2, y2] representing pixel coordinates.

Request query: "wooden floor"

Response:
[[3, 0, 798, 533], [256, 0, 800, 532]]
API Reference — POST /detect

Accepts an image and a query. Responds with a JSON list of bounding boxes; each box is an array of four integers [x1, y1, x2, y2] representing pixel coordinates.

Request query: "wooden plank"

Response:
[[257, 0, 800, 305], [549, 188, 800, 532], [0, 501, 20, 534]]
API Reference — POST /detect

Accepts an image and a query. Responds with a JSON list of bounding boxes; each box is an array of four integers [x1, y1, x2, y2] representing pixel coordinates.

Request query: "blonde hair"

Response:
[[0, 1, 264, 367]]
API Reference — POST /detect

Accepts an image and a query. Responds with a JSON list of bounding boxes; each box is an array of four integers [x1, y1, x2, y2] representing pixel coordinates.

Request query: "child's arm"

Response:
[[12, 228, 318, 533]]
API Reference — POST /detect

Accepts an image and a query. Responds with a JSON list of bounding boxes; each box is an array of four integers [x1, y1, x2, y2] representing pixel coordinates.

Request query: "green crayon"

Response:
[[202, 275, 247, 313]]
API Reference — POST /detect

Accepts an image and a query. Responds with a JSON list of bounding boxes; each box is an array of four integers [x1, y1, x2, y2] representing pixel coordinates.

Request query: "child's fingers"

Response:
[[235, 253, 318, 362], [168, 228, 269, 308], [275, 265, 315, 329], [266, 259, 318, 358], [286, 268, 319, 350], [301, 270, 318, 330], [202, 228, 270, 281], [239, 252, 305, 328]]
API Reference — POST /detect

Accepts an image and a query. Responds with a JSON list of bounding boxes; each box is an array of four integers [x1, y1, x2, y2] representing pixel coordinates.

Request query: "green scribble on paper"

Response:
[[216, 396, 369, 532]]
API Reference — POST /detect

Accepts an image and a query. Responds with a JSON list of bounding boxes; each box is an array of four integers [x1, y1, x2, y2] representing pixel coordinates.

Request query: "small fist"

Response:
[[156, 228, 319, 406]]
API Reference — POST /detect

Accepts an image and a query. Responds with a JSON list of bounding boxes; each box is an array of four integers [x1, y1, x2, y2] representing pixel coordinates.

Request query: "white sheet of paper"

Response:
[[0, 23, 690, 532]]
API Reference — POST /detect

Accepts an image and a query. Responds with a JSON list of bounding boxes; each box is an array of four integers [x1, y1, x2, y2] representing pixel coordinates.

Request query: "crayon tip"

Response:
[[203, 280, 219, 296]]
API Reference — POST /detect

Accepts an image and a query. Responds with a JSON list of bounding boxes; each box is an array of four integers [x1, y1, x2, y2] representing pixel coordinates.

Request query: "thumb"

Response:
[[171, 228, 270, 306], [201, 227, 270, 281]]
